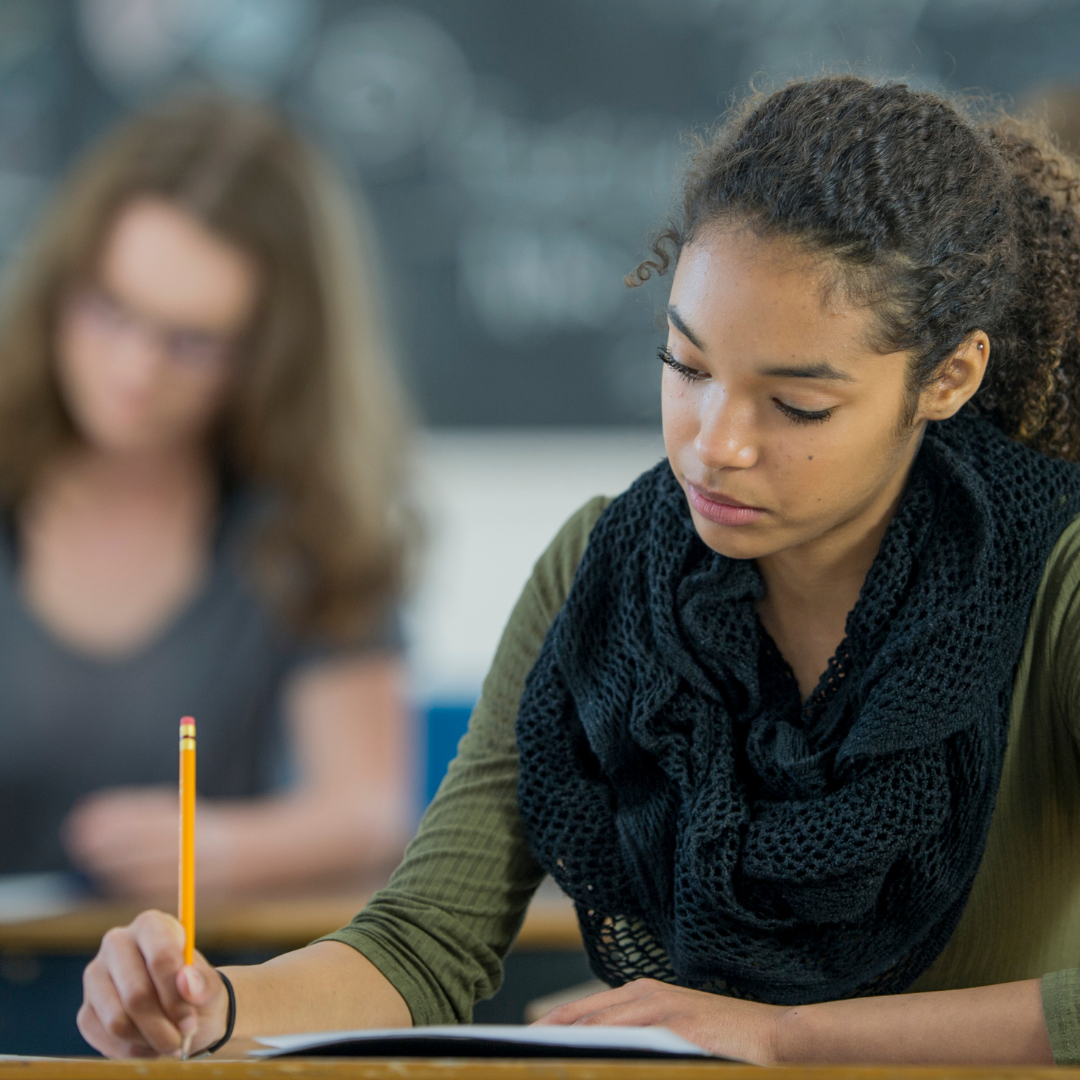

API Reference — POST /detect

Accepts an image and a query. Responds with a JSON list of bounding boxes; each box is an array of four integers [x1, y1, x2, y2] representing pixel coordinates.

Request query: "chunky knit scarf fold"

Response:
[[516, 411, 1080, 1005]]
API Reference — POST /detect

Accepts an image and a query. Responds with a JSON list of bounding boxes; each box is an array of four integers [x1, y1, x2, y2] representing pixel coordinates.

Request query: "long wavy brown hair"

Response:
[[0, 94, 412, 639]]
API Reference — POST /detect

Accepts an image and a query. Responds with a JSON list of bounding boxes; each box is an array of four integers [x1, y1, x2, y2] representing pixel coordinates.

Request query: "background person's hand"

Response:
[[78, 910, 229, 1058], [534, 977, 782, 1064], [62, 786, 231, 902]]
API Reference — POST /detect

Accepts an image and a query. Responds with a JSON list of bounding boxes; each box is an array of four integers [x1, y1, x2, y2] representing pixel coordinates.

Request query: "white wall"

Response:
[[405, 428, 666, 701]]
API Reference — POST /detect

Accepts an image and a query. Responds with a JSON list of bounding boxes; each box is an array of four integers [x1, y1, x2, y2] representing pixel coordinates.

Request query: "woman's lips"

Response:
[[686, 482, 766, 526]]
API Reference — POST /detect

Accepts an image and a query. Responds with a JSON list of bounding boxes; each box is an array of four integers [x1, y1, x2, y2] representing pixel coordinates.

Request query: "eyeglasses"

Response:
[[67, 285, 239, 369]]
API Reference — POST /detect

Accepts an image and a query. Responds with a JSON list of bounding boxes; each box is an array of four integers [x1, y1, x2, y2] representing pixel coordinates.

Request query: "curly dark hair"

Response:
[[632, 75, 1080, 460]]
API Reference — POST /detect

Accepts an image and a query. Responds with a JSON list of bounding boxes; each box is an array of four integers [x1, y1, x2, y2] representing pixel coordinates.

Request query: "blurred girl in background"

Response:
[[0, 95, 415, 901]]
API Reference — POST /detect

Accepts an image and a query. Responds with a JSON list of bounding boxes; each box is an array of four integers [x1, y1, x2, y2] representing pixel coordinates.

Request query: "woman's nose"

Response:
[[110, 322, 170, 385], [693, 387, 758, 470]]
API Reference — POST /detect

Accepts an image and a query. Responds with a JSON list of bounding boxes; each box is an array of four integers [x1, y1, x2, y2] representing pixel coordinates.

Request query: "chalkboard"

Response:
[[2, 0, 1079, 426]]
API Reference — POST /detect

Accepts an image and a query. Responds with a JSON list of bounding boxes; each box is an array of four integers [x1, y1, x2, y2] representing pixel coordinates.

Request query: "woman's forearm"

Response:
[[220, 941, 411, 1055], [199, 791, 411, 895], [773, 978, 1053, 1065], [540, 975, 1055, 1066]]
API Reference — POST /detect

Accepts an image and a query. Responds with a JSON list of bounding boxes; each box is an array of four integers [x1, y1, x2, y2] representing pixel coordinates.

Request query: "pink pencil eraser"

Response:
[[180, 716, 196, 730]]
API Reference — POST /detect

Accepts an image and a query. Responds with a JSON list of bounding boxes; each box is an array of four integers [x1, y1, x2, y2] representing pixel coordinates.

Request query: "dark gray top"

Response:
[[0, 490, 399, 874]]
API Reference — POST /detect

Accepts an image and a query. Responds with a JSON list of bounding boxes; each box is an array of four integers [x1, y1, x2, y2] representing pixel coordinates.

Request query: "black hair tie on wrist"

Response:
[[194, 970, 235, 1057]]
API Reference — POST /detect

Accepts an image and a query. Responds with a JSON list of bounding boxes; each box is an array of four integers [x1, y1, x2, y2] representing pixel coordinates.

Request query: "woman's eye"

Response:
[[658, 346, 708, 383], [774, 399, 834, 425]]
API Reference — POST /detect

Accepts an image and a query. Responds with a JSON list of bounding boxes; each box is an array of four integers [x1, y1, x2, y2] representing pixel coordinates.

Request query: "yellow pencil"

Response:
[[178, 716, 196, 967]]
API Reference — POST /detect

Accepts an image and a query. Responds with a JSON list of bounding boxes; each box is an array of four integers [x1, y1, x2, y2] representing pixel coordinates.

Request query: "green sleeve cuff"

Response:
[[313, 892, 512, 1027], [1042, 969, 1080, 1064], [315, 928, 424, 1026], [315, 925, 476, 1028]]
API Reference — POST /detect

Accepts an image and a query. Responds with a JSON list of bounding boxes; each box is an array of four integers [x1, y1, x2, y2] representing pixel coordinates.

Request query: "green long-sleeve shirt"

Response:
[[325, 497, 1080, 1064]]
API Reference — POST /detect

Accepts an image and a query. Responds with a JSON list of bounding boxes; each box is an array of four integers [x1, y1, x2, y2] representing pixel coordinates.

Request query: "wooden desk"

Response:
[[0, 890, 582, 955], [0, 1060, 1075, 1079]]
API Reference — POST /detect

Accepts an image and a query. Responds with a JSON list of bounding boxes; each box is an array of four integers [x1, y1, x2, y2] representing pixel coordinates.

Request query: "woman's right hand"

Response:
[[78, 910, 229, 1058]]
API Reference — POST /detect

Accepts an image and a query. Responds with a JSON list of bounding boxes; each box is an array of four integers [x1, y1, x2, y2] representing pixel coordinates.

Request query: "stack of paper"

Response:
[[0, 872, 87, 924]]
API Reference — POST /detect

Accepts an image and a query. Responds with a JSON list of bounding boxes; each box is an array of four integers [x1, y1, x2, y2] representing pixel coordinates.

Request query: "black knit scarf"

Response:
[[516, 411, 1080, 1005]]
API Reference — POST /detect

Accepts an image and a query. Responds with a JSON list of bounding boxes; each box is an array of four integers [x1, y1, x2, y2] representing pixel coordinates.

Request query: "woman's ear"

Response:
[[919, 331, 990, 421]]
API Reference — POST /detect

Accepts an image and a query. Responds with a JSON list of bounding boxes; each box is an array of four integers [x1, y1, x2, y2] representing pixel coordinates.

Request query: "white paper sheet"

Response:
[[253, 1024, 712, 1058], [0, 872, 87, 924]]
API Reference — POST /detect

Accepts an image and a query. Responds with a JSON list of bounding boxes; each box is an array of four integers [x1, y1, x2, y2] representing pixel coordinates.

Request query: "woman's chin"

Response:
[[691, 514, 783, 561], [78, 424, 192, 459]]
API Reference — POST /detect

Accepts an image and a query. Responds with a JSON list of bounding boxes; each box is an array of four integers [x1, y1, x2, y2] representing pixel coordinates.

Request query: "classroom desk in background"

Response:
[[0, 1060, 1074, 1080], [0, 886, 586, 1056], [0, 887, 582, 954]]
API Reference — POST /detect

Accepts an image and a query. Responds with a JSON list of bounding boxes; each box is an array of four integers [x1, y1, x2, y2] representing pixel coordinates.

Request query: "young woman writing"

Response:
[[0, 94, 414, 900], [77, 76, 1080, 1064]]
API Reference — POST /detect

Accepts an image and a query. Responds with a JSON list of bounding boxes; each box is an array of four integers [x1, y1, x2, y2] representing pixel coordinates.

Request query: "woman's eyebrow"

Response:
[[665, 304, 705, 349], [666, 304, 855, 382], [758, 361, 855, 382]]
